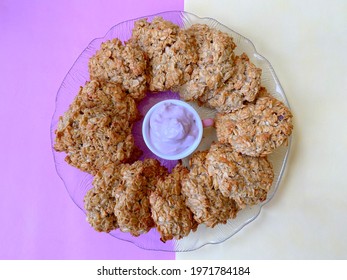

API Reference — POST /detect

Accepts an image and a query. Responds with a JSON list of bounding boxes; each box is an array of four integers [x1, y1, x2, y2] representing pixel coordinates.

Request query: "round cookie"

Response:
[[201, 53, 262, 113], [88, 38, 149, 101], [130, 17, 198, 91], [113, 159, 168, 236], [215, 88, 293, 157], [149, 163, 197, 242], [54, 80, 142, 175], [178, 23, 236, 101], [181, 151, 239, 228], [205, 142, 274, 208], [84, 164, 121, 233]]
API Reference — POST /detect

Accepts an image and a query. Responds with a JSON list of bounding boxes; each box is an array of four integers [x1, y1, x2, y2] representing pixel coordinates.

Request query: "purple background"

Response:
[[0, 0, 183, 259]]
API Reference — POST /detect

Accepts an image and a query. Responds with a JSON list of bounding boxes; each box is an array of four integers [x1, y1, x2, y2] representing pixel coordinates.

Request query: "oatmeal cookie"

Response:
[[181, 151, 239, 227], [84, 164, 121, 233], [113, 159, 168, 236], [149, 163, 197, 242], [201, 53, 262, 113], [54, 80, 142, 175], [88, 38, 148, 101], [130, 17, 198, 91], [178, 24, 236, 101], [215, 88, 293, 156], [206, 142, 274, 208]]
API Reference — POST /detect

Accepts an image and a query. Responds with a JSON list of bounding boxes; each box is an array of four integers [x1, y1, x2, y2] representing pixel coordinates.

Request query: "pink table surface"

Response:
[[0, 0, 183, 260]]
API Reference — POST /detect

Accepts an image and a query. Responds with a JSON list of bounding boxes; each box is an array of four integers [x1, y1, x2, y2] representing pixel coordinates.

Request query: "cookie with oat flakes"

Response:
[[206, 142, 274, 208], [113, 159, 168, 237], [88, 38, 149, 101], [130, 17, 198, 91], [54, 80, 142, 175], [200, 53, 262, 113], [84, 164, 121, 233], [150, 163, 198, 242], [215, 87, 293, 157], [178, 23, 236, 102], [181, 151, 239, 228]]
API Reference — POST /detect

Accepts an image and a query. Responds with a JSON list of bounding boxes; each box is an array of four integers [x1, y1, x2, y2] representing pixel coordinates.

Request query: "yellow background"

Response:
[[179, 0, 347, 259]]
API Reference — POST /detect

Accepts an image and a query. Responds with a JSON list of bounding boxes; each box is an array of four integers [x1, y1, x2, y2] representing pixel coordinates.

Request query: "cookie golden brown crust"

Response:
[[150, 163, 198, 242], [206, 142, 274, 208], [130, 17, 198, 91], [89, 38, 149, 101], [181, 151, 239, 228], [113, 159, 168, 236], [84, 186, 118, 233], [215, 88, 293, 157], [54, 80, 142, 175], [84, 159, 168, 235], [178, 24, 236, 101], [201, 53, 262, 113], [84, 164, 122, 233], [131, 17, 180, 57]]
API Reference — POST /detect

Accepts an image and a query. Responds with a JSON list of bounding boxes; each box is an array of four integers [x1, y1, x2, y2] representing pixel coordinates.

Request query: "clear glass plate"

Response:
[[50, 11, 291, 252]]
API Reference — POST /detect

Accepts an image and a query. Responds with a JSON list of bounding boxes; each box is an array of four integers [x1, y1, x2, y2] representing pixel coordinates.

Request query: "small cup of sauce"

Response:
[[142, 100, 203, 160]]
